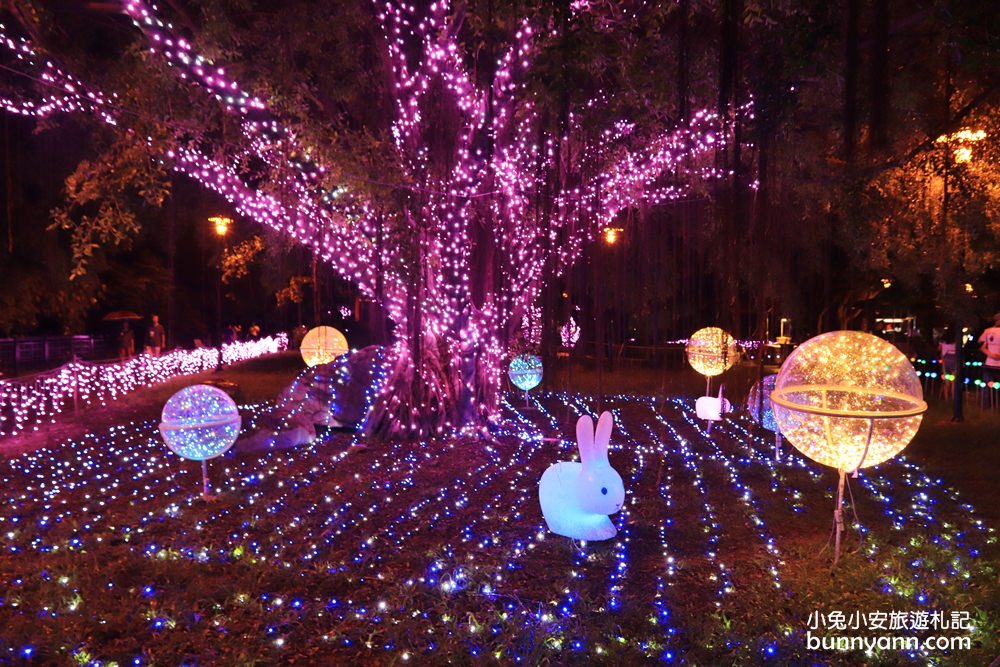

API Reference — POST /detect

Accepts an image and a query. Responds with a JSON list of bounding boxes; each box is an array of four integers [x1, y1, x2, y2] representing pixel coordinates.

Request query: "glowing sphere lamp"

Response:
[[159, 384, 242, 498], [508, 355, 543, 392], [746, 374, 781, 459], [770, 331, 926, 563], [300, 326, 349, 367], [686, 327, 739, 379], [687, 327, 738, 430]]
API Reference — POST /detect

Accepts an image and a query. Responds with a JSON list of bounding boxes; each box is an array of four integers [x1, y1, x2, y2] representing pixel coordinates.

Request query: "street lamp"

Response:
[[597, 225, 625, 397], [933, 128, 986, 421], [936, 128, 985, 165], [209, 216, 233, 357], [210, 215, 232, 237]]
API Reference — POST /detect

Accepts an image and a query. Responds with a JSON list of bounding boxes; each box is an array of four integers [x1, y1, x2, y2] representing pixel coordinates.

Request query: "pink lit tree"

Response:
[[0, 1, 730, 438]]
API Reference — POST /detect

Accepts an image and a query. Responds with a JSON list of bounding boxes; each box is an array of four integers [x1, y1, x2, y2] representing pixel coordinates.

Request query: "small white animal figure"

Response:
[[696, 385, 732, 422], [538, 411, 626, 541]]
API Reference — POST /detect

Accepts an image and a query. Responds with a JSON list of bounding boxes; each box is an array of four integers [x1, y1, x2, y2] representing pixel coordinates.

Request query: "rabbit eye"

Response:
[[601, 487, 608, 495]]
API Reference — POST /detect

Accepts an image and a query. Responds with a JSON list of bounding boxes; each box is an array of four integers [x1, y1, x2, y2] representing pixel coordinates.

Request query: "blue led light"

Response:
[[0, 389, 991, 664], [746, 374, 778, 432], [159, 385, 241, 461], [508, 355, 543, 391]]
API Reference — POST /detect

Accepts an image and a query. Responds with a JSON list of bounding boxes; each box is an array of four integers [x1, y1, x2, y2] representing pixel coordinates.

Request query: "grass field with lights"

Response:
[[0, 358, 997, 665]]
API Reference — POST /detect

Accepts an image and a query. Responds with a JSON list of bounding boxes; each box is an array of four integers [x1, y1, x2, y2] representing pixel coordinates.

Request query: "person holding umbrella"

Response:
[[117, 322, 134, 361], [103, 311, 141, 361]]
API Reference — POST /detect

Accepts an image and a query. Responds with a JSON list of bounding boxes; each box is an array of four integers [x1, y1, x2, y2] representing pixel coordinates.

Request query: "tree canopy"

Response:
[[2, 0, 1000, 433]]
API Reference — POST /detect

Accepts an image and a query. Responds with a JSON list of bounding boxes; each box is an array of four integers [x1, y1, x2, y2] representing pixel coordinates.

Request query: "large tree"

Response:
[[0, 0, 731, 437]]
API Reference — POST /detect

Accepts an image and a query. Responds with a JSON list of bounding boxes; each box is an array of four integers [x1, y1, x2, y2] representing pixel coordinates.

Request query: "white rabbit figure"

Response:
[[695, 384, 732, 422], [538, 411, 625, 541]]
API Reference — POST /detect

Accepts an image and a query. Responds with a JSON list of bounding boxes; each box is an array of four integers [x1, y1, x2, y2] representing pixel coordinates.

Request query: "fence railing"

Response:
[[0, 335, 117, 374], [0, 334, 287, 439]]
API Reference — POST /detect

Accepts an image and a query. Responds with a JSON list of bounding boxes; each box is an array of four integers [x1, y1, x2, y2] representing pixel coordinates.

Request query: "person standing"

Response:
[[980, 314, 1000, 378], [145, 314, 167, 356], [938, 327, 957, 400], [118, 322, 134, 361], [979, 313, 1000, 408]]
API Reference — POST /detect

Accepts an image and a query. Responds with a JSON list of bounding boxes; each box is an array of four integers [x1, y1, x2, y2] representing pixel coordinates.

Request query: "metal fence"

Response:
[[0, 335, 117, 376]]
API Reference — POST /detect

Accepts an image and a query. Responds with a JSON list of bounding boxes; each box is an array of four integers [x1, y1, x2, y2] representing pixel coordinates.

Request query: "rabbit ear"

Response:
[[593, 411, 613, 463], [576, 414, 595, 466]]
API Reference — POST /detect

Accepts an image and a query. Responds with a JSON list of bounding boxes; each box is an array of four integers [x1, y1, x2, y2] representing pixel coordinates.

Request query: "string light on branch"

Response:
[[0, 0, 748, 436], [560, 318, 581, 349]]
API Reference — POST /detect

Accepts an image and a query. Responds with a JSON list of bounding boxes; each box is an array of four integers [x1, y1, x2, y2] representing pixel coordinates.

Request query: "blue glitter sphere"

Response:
[[159, 385, 242, 461], [746, 374, 778, 432], [508, 355, 543, 391]]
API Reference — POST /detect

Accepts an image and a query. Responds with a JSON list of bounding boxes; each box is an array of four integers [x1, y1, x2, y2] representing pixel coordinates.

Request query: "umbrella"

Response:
[[103, 310, 143, 321]]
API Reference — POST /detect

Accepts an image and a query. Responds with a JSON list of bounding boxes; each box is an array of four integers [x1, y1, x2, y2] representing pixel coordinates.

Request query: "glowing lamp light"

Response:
[[935, 128, 986, 165], [770, 331, 926, 472], [300, 326, 349, 367], [158, 385, 241, 461], [602, 227, 624, 245], [508, 355, 543, 391], [686, 327, 739, 377], [770, 331, 926, 564], [209, 215, 232, 236]]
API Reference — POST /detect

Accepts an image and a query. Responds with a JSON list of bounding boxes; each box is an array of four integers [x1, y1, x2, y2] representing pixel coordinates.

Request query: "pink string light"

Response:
[[0, 335, 287, 439], [1, 2, 747, 435]]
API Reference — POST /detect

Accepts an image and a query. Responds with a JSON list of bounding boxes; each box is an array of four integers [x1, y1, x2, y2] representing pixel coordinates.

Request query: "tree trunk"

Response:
[[718, 0, 743, 334], [844, 0, 860, 162], [370, 211, 389, 344], [868, 0, 890, 152], [3, 115, 13, 254], [312, 253, 320, 326], [166, 190, 176, 349], [362, 315, 501, 440], [677, 0, 689, 122], [362, 200, 502, 440]]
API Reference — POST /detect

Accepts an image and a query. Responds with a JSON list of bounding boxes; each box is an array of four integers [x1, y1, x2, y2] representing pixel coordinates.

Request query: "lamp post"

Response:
[[594, 226, 624, 409], [209, 216, 232, 361], [934, 128, 985, 421]]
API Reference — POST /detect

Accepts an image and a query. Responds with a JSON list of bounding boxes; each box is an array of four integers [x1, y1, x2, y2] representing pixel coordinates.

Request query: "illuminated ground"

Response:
[[0, 393, 996, 665]]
